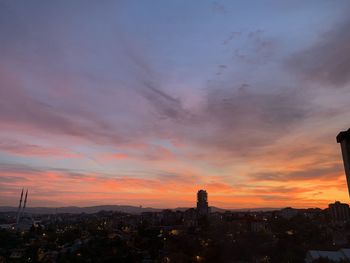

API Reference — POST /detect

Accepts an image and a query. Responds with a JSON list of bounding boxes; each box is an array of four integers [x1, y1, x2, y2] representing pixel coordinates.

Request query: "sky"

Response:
[[1, 0, 350, 209]]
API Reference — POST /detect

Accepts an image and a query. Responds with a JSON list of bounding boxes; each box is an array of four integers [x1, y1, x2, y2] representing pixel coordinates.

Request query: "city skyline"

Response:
[[1, 1, 350, 209]]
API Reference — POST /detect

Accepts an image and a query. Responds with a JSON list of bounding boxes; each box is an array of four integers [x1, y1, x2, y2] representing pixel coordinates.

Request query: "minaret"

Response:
[[16, 189, 24, 225], [337, 128, 350, 196]]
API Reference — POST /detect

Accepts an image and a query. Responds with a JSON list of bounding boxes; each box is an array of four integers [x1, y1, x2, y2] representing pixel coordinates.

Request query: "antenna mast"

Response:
[[16, 189, 24, 225], [20, 189, 28, 220]]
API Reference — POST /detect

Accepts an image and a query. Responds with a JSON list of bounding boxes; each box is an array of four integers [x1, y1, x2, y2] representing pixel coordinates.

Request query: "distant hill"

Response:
[[0, 205, 280, 215], [0, 205, 161, 214]]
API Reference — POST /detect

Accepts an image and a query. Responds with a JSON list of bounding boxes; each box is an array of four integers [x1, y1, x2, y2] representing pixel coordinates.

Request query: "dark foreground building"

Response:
[[337, 128, 350, 196]]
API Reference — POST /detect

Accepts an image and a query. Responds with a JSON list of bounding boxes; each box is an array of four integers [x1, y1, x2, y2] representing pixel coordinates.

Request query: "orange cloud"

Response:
[[104, 153, 129, 160]]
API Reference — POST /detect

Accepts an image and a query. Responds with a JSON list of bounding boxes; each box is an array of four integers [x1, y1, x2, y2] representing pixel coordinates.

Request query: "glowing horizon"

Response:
[[1, 0, 350, 209]]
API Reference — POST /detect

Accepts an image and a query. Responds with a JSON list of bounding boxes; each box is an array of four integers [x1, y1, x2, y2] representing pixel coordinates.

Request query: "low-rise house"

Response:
[[306, 248, 350, 262]]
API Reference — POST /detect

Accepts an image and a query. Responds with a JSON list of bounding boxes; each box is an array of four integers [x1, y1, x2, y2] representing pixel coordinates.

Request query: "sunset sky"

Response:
[[1, 0, 350, 209]]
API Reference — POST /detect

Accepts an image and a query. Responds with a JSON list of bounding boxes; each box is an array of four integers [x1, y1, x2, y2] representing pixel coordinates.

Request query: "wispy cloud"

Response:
[[251, 164, 343, 182], [288, 15, 350, 87]]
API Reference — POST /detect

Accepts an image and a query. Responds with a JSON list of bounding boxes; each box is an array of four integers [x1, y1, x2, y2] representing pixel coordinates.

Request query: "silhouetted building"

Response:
[[328, 201, 350, 223], [337, 129, 350, 196], [183, 208, 197, 227], [278, 207, 298, 219], [197, 190, 209, 216], [250, 220, 268, 233]]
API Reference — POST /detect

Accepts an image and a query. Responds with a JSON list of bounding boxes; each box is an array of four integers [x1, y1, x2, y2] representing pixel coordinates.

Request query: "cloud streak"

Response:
[[288, 16, 350, 87]]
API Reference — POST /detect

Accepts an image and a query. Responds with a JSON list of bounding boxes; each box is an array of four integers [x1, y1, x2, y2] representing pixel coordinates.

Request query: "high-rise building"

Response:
[[197, 189, 209, 216], [337, 129, 350, 196], [328, 201, 350, 223]]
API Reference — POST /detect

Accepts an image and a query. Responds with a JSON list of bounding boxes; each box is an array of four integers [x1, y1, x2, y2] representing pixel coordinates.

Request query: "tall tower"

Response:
[[337, 129, 350, 196], [197, 189, 209, 216]]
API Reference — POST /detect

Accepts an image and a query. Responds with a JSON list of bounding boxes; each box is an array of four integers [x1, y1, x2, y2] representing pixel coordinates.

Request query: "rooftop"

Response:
[[336, 129, 350, 143]]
